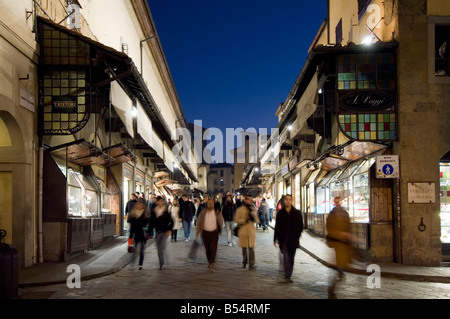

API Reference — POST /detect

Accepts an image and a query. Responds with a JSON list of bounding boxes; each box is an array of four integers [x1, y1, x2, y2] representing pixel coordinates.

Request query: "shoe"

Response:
[[139, 266, 143, 270], [185, 238, 189, 243], [159, 265, 164, 270]]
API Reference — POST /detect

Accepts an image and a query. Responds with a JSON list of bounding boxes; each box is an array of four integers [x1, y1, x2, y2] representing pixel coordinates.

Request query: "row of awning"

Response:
[[48, 139, 136, 167], [37, 16, 198, 184]]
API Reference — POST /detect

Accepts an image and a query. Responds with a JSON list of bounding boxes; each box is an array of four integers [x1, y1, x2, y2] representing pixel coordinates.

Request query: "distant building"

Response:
[[207, 163, 234, 197]]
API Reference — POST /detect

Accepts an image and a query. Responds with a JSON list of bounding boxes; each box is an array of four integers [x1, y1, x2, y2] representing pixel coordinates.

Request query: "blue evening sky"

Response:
[[147, 0, 328, 157]]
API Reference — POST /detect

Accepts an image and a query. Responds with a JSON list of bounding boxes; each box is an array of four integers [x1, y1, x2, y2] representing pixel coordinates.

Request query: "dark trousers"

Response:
[[280, 245, 297, 279], [171, 229, 178, 241], [242, 247, 255, 269], [202, 230, 219, 265]]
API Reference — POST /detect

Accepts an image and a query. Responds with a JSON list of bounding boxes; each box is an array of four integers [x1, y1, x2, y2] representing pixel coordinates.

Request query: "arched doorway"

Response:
[[0, 110, 27, 264]]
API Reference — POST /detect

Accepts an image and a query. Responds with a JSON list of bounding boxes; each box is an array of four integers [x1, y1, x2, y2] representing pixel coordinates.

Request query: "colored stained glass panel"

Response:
[[339, 113, 397, 141]]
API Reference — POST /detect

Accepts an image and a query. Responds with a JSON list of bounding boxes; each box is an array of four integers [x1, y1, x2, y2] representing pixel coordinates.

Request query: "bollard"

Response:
[[0, 229, 18, 299]]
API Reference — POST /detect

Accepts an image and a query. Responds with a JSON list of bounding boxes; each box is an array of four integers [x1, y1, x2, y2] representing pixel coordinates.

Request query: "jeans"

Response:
[[155, 232, 168, 267], [261, 211, 270, 230], [183, 219, 192, 240], [224, 221, 235, 244], [131, 240, 146, 266]]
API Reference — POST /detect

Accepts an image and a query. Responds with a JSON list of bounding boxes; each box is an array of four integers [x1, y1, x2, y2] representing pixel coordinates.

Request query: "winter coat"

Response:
[[170, 204, 181, 230], [196, 207, 224, 238], [180, 200, 196, 221], [234, 204, 260, 248], [128, 207, 149, 243], [222, 201, 236, 222], [326, 205, 352, 269], [148, 205, 174, 234], [274, 206, 303, 251]]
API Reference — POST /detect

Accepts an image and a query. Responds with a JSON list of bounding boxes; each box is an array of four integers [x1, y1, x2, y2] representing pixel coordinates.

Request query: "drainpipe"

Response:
[[38, 136, 44, 263]]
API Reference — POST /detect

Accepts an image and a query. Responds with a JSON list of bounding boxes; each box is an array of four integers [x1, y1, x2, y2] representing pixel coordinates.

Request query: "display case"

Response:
[[76, 174, 99, 217], [440, 163, 450, 243], [99, 181, 112, 214], [68, 170, 82, 217]]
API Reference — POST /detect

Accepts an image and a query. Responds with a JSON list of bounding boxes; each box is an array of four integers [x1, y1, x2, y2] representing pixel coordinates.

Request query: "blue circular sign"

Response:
[[382, 164, 394, 176]]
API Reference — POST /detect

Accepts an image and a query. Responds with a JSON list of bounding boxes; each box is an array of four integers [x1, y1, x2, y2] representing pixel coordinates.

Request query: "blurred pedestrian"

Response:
[[326, 196, 354, 298], [222, 194, 236, 246], [274, 194, 303, 283], [234, 194, 260, 270], [258, 198, 270, 232], [128, 199, 149, 270], [148, 196, 173, 270], [170, 196, 181, 242], [196, 198, 224, 272], [180, 194, 196, 242], [196, 194, 209, 226]]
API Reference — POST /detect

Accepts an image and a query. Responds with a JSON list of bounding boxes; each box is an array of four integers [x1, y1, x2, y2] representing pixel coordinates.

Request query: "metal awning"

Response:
[[306, 140, 389, 172], [102, 143, 137, 166], [48, 139, 113, 167]]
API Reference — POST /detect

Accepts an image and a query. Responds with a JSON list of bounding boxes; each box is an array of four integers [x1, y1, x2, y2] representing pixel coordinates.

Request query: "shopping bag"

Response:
[[127, 238, 135, 253], [188, 239, 200, 260]]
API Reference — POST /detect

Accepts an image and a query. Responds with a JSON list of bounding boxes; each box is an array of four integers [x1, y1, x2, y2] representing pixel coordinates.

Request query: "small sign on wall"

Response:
[[408, 182, 436, 204], [376, 155, 399, 179]]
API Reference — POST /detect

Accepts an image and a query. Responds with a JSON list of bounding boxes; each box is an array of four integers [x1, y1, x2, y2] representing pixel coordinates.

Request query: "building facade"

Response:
[[0, 0, 198, 267], [258, 0, 449, 266]]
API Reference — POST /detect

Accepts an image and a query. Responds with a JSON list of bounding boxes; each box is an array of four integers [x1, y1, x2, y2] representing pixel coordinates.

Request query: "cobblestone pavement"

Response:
[[19, 226, 450, 300]]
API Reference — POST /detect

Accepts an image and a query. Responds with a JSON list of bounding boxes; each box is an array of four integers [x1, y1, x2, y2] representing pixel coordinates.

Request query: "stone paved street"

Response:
[[19, 225, 450, 301]]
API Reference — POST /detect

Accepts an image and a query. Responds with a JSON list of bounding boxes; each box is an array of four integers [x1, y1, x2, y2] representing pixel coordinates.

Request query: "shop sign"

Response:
[[408, 182, 435, 204], [288, 156, 299, 171], [52, 96, 77, 113], [340, 92, 394, 111], [376, 155, 399, 179], [281, 165, 289, 176]]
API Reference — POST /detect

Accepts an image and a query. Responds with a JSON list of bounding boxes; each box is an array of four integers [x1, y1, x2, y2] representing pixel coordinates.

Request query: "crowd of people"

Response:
[[125, 191, 353, 294]]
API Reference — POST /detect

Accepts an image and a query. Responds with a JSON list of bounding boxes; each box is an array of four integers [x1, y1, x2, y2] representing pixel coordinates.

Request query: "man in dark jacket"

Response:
[[222, 194, 236, 246], [273, 194, 303, 283], [147, 196, 173, 270], [180, 194, 196, 242]]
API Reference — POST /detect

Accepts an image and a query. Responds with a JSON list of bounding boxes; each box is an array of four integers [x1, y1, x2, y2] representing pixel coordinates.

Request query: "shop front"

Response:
[[441, 153, 450, 259], [306, 141, 394, 261]]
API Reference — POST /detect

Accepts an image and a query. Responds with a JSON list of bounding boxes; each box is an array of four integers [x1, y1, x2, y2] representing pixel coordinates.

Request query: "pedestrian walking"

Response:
[[273, 194, 303, 283], [196, 198, 224, 272], [196, 194, 209, 226], [234, 194, 260, 270], [326, 196, 354, 298], [170, 197, 181, 242], [222, 194, 236, 246], [148, 196, 174, 270], [127, 199, 149, 270], [258, 198, 270, 232], [180, 194, 196, 242], [125, 193, 138, 236]]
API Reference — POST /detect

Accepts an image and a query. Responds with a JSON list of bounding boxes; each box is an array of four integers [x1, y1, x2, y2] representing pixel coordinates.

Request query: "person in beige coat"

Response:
[[326, 196, 354, 298], [234, 194, 260, 270]]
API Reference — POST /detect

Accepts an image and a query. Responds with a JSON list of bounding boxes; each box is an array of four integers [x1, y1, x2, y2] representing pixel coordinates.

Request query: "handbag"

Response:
[[188, 239, 200, 260], [233, 224, 240, 237]]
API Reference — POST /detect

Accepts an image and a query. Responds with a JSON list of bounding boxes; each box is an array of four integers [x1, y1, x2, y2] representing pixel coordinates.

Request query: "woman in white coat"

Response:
[[170, 197, 182, 242]]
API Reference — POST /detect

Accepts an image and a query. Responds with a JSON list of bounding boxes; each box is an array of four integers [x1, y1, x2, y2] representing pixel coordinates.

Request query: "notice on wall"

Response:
[[408, 182, 436, 204], [376, 155, 399, 179]]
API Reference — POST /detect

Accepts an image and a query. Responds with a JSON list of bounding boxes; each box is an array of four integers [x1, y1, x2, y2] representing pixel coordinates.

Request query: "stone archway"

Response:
[[0, 110, 28, 265]]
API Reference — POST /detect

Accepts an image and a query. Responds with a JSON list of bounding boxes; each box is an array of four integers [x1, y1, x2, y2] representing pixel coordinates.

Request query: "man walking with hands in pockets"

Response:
[[274, 194, 303, 283]]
